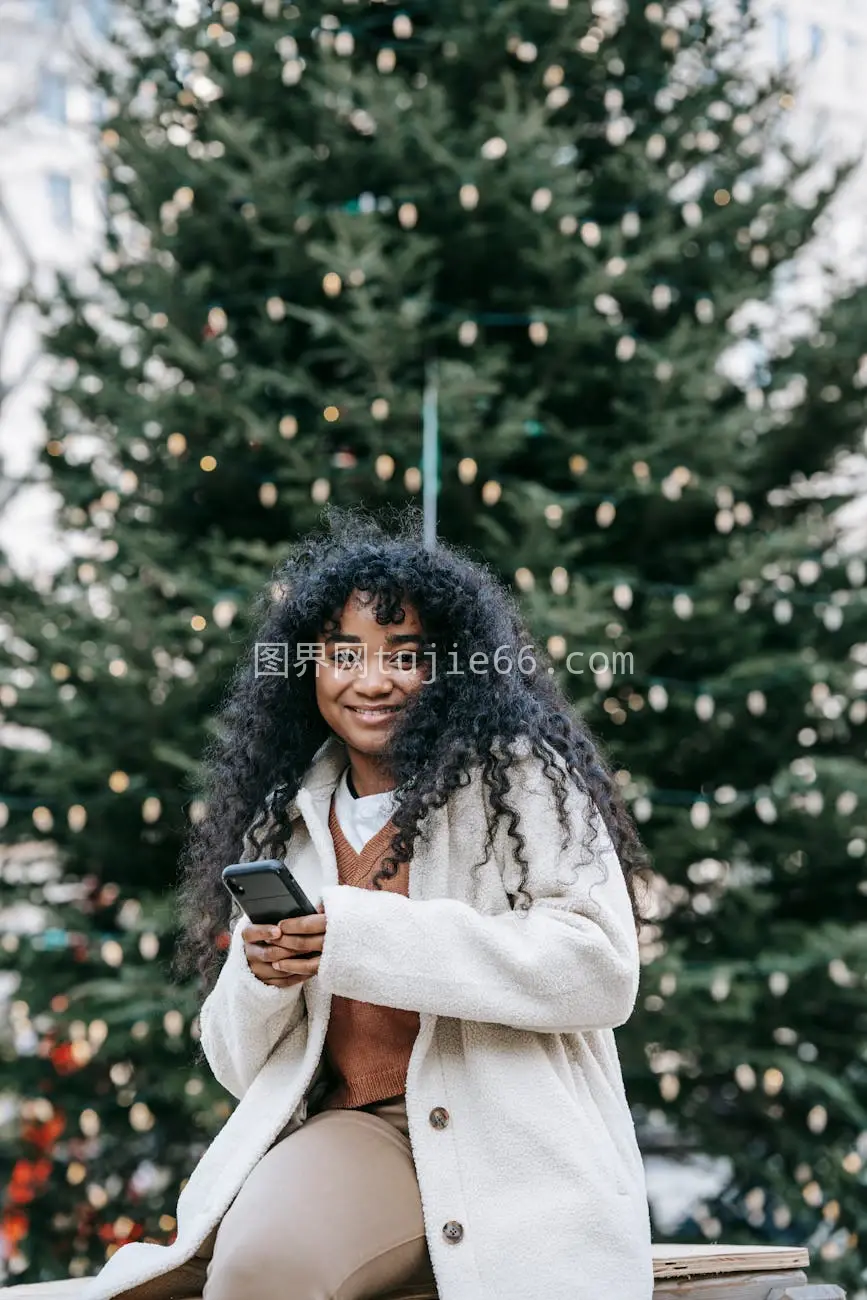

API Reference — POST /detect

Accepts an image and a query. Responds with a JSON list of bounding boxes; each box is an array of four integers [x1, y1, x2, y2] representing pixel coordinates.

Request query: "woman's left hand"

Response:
[[268, 902, 327, 978]]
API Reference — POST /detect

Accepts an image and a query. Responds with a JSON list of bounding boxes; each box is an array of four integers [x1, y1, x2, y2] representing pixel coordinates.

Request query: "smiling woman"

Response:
[[82, 502, 657, 1300]]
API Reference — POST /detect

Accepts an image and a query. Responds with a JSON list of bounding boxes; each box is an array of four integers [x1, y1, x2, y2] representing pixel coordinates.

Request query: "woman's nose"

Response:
[[356, 652, 394, 690]]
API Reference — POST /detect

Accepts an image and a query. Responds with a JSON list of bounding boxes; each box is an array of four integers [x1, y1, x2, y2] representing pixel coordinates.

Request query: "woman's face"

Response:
[[314, 589, 429, 757]]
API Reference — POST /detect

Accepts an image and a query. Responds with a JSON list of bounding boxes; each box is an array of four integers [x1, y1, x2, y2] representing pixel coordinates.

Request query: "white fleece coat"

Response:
[[82, 733, 654, 1300]]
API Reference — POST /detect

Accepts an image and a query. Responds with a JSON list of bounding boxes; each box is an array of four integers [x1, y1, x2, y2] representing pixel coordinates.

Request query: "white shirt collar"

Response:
[[337, 763, 397, 816]]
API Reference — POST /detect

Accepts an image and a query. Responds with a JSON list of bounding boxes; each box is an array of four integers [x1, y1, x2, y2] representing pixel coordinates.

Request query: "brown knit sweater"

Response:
[[319, 793, 420, 1109]]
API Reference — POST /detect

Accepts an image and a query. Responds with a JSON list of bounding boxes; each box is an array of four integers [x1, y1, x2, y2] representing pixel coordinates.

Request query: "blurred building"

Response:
[[752, 0, 867, 270], [0, 0, 108, 575], [759, 0, 867, 133], [749, 0, 867, 548]]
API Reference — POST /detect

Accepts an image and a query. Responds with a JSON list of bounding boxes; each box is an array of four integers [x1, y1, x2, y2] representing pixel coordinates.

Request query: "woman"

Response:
[[83, 505, 655, 1300]]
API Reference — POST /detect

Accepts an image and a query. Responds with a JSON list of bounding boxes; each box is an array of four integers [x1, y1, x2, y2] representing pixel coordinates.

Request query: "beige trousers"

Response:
[[116, 1094, 438, 1300]]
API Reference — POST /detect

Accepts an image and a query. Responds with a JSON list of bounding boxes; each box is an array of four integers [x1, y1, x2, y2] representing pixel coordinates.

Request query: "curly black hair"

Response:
[[173, 503, 650, 997]]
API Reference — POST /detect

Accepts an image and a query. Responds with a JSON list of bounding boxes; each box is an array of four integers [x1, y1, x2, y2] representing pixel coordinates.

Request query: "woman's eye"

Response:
[[329, 647, 422, 670]]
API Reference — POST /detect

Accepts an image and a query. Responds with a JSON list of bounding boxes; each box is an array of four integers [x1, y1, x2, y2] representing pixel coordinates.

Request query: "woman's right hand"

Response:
[[242, 906, 326, 987]]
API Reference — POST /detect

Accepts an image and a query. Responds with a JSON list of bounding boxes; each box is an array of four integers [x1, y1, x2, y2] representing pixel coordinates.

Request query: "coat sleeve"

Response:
[[198, 913, 308, 1099], [198, 801, 307, 1100], [315, 752, 641, 1034]]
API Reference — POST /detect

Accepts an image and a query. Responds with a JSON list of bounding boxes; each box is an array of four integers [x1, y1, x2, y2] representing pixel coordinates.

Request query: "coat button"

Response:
[[442, 1220, 463, 1243], [429, 1106, 449, 1129]]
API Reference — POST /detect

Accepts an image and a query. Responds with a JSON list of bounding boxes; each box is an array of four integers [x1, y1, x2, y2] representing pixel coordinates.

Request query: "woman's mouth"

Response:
[[347, 705, 402, 723]]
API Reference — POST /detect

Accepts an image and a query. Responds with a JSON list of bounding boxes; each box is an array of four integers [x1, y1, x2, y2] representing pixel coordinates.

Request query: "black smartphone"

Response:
[[221, 859, 318, 926]]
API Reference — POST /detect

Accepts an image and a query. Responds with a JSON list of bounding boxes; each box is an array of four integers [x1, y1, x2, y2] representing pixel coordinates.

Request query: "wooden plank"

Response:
[[654, 1269, 809, 1298], [652, 1244, 811, 1279]]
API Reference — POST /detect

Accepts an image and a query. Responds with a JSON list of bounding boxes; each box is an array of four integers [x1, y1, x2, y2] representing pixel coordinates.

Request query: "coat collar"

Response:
[[281, 732, 349, 822]]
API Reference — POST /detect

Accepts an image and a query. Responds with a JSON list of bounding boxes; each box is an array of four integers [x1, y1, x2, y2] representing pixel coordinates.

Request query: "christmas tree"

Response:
[[1, 0, 866, 1288]]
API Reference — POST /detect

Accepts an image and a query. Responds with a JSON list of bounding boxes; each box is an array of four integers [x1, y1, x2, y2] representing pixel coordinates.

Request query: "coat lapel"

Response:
[[273, 732, 348, 823]]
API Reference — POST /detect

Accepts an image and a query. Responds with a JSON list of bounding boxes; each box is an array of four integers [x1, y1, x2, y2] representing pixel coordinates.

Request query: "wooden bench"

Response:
[[0, 1244, 846, 1298], [650, 1244, 845, 1298]]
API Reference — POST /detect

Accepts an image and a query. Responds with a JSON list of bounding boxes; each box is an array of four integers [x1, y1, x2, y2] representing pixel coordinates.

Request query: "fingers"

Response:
[[242, 921, 324, 951], [242, 911, 326, 985], [278, 912, 327, 936], [247, 959, 308, 987], [271, 955, 320, 977], [243, 915, 325, 942], [244, 937, 321, 967], [251, 929, 325, 963], [255, 939, 322, 963], [242, 923, 286, 945], [248, 954, 320, 981]]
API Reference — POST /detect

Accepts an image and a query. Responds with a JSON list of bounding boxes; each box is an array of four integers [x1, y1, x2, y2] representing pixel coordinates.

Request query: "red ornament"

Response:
[[50, 1043, 79, 1075], [0, 1208, 29, 1257], [21, 1111, 65, 1151], [7, 1164, 36, 1206], [6, 1157, 52, 1206]]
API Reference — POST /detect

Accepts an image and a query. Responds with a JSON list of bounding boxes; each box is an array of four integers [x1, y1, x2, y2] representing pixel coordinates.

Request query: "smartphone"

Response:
[[221, 859, 318, 926]]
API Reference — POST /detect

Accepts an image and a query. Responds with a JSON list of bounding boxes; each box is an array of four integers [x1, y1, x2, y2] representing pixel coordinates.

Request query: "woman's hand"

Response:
[[242, 903, 327, 987]]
